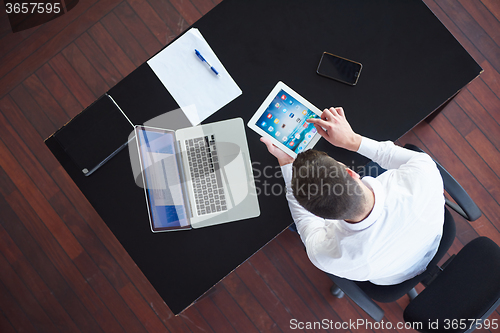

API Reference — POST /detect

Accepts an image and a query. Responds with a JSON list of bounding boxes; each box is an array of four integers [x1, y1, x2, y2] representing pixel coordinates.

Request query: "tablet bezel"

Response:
[[247, 81, 323, 158]]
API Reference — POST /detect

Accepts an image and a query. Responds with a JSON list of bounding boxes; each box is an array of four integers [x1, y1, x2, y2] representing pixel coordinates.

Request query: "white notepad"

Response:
[[147, 28, 242, 125]]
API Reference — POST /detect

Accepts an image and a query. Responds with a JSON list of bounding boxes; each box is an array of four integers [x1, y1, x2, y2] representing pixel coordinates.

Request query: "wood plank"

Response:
[[113, 1, 163, 57], [236, 260, 295, 332], [245, 251, 325, 332], [454, 89, 500, 150], [147, 0, 190, 37], [194, 295, 237, 333], [35, 63, 83, 119], [169, 0, 203, 25], [9, 84, 58, 139], [465, 128, 500, 181], [126, 0, 175, 46], [471, 61, 500, 124], [179, 306, 215, 332], [118, 282, 171, 333], [0, 278, 38, 333], [262, 236, 347, 327], [75, 32, 123, 87], [0, 0, 94, 72], [0, 139, 84, 259], [0, 24, 38, 61], [22, 73, 71, 128], [88, 22, 136, 77], [441, 101, 476, 138], [221, 269, 280, 332], [0, 113, 59, 201], [481, 0, 500, 22], [72, 252, 148, 333], [0, 94, 70, 200], [49, 53, 97, 109], [459, 0, 500, 48], [190, 0, 217, 16], [0, 225, 81, 333], [100, 12, 149, 66], [0, 310, 17, 333], [61, 42, 110, 97], [207, 283, 261, 333], [0, 165, 17, 197], [48, 191, 129, 290], [0, 193, 113, 333], [0, 251, 57, 332]]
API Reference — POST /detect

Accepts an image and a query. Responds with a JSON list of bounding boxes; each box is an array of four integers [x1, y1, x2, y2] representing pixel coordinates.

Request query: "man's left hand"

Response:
[[260, 137, 295, 166]]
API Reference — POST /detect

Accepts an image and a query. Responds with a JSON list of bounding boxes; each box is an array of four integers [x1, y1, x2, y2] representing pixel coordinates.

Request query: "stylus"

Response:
[[195, 49, 220, 76]]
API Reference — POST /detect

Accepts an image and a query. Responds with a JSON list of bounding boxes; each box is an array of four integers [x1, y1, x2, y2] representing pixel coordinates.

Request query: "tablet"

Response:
[[248, 81, 322, 158]]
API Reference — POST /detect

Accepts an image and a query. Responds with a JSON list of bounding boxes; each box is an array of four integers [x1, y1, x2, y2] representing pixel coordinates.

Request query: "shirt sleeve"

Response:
[[357, 137, 435, 171]]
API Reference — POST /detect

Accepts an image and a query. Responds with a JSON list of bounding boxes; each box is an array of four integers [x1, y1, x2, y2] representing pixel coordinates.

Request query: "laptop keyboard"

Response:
[[186, 135, 227, 216]]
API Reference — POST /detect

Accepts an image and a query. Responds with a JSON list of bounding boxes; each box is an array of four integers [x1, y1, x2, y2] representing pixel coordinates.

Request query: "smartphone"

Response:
[[316, 52, 363, 86]]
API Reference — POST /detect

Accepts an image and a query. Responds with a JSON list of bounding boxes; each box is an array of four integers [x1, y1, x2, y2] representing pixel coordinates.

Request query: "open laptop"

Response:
[[135, 118, 260, 232]]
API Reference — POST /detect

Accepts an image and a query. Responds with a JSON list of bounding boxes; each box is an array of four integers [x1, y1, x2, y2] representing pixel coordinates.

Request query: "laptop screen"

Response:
[[136, 127, 191, 231]]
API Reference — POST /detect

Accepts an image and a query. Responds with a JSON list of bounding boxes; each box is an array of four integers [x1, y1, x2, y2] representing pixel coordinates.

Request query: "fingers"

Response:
[[260, 137, 274, 152], [322, 107, 334, 120], [313, 123, 328, 137], [307, 117, 329, 127], [333, 107, 345, 117], [326, 107, 345, 118]]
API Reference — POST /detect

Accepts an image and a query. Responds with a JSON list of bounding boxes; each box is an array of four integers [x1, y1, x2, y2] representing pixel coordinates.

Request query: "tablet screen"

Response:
[[254, 89, 320, 154]]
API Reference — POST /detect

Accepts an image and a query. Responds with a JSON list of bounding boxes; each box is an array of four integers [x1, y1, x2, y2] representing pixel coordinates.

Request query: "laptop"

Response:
[[135, 118, 260, 232]]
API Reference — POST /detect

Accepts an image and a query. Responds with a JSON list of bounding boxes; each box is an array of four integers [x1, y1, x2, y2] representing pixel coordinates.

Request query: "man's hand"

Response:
[[260, 137, 295, 166], [307, 107, 362, 152]]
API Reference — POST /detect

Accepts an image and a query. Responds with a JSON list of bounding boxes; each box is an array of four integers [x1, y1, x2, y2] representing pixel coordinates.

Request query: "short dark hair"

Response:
[[291, 150, 365, 220]]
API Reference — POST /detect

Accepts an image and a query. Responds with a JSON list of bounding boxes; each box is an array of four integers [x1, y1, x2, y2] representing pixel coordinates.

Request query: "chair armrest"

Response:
[[403, 144, 482, 221], [326, 273, 384, 322]]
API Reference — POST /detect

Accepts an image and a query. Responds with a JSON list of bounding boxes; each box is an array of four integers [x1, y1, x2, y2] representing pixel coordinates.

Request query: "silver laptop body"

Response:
[[135, 118, 260, 232]]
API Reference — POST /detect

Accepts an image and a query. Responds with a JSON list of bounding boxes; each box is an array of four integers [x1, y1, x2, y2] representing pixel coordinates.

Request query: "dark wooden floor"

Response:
[[0, 0, 499, 332]]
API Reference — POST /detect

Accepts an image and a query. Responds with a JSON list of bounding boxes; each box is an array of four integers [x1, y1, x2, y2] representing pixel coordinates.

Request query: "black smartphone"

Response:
[[316, 52, 363, 86]]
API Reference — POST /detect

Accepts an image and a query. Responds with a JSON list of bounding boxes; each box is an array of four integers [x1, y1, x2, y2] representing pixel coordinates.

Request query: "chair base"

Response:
[[407, 288, 418, 301], [331, 285, 345, 298]]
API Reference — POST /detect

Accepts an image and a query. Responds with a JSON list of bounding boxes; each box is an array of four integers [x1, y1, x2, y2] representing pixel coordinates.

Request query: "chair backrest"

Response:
[[403, 236, 500, 333]]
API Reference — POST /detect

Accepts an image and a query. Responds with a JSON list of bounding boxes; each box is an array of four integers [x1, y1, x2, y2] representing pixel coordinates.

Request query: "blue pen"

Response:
[[195, 49, 220, 76]]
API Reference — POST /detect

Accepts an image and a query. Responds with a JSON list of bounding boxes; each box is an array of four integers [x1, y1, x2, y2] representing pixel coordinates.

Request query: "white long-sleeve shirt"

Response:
[[282, 137, 445, 285]]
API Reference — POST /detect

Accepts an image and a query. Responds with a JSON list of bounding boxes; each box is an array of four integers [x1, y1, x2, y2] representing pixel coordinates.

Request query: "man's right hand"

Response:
[[307, 107, 362, 152]]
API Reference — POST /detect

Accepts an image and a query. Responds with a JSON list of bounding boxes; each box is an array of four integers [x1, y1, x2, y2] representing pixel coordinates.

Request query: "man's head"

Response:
[[291, 149, 367, 221]]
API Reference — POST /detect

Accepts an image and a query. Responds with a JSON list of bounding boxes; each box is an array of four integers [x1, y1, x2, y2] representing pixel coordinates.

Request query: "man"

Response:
[[261, 107, 444, 285]]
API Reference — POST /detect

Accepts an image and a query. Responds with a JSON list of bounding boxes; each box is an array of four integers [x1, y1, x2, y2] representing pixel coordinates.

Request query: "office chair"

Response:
[[327, 144, 483, 322], [403, 236, 500, 333]]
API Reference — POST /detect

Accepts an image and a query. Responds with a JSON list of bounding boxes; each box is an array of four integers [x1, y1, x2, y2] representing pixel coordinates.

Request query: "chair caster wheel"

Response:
[[331, 285, 345, 298]]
